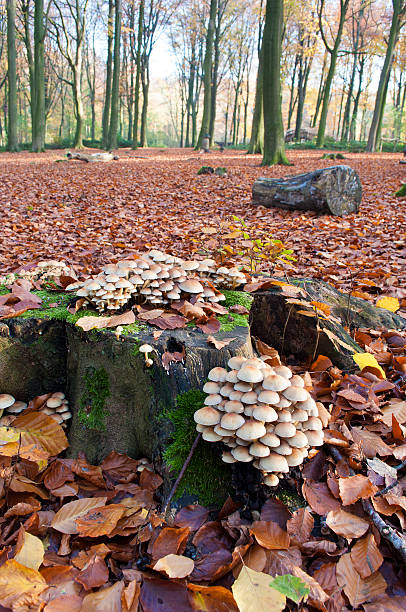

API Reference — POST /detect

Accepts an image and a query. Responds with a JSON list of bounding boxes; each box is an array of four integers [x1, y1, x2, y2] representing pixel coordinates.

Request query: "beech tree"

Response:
[[7, 0, 18, 151], [196, 0, 216, 149], [261, 0, 288, 165]]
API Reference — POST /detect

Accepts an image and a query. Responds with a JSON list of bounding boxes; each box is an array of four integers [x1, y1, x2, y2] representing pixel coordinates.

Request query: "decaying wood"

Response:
[[252, 165, 362, 216], [66, 151, 119, 162]]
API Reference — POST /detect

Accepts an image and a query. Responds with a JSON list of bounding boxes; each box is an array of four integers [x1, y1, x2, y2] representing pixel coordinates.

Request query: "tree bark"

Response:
[[248, 41, 264, 154], [262, 0, 289, 165], [6, 0, 18, 151], [107, 0, 122, 150], [32, 0, 46, 152], [140, 61, 149, 147], [132, 0, 144, 149], [252, 165, 362, 216], [196, 0, 217, 149], [102, 0, 114, 148]]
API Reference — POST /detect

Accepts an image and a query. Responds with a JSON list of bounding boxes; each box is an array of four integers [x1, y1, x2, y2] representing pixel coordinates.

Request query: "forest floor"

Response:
[[0, 148, 405, 306]]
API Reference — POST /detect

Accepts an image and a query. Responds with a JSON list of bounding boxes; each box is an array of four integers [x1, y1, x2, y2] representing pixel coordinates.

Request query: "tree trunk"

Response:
[[366, 0, 404, 152], [72, 65, 84, 149], [312, 50, 327, 128], [316, 0, 349, 147], [349, 56, 365, 140], [6, 0, 17, 151], [287, 54, 299, 130], [248, 42, 264, 154], [140, 62, 149, 147], [108, 0, 122, 150], [196, 0, 217, 149], [295, 55, 311, 140], [252, 165, 362, 216], [102, 0, 114, 148], [132, 0, 144, 149], [262, 0, 288, 165], [209, 8, 221, 144], [32, 0, 45, 152]]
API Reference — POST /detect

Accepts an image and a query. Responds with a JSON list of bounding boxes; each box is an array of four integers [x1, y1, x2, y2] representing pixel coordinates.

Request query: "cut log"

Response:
[[252, 165, 362, 216], [249, 279, 405, 370], [66, 151, 118, 162]]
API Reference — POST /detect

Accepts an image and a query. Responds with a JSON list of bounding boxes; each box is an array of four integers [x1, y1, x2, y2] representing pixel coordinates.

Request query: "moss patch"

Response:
[[218, 289, 253, 331], [162, 389, 232, 506], [78, 367, 110, 430]]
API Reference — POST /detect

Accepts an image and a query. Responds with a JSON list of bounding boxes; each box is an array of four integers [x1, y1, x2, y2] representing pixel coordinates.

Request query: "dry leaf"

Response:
[[51, 497, 107, 534], [154, 554, 194, 578], [326, 509, 369, 540], [350, 533, 383, 578], [207, 335, 236, 349], [0, 559, 47, 608], [250, 520, 290, 549], [338, 475, 378, 505], [14, 529, 44, 570], [231, 566, 286, 612], [336, 553, 386, 607]]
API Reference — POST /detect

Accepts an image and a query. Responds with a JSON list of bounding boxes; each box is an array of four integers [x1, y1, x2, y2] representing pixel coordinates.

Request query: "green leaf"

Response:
[[270, 574, 310, 604]]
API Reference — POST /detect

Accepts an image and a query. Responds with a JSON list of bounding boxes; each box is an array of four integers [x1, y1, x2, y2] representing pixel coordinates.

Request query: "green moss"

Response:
[[271, 485, 306, 512], [163, 389, 232, 506], [120, 322, 147, 336], [78, 367, 110, 430], [218, 289, 253, 331]]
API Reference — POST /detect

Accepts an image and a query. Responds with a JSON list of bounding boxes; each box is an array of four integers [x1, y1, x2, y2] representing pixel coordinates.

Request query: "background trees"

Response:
[[0, 0, 405, 151]]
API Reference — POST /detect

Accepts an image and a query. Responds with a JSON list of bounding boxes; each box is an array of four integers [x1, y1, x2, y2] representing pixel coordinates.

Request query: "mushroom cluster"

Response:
[[194, 357, 324, 487], [0, 260, 76, 287], [0, 392, 72, 429], [66, 250, 246, 313]]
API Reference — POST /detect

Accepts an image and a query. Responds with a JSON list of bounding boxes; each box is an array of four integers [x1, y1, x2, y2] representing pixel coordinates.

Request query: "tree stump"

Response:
[[249, 279, 405, 370], [66, 151, 118, 162], [252, 165, 362, 216]]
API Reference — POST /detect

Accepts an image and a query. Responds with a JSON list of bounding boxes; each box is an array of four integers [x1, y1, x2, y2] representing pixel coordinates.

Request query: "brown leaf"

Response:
[[150, 526, 190, 561], [122, 580, 141, 612], [207, 335, 236, 349], [75, 504, 126, 538], [75, 554, 110, 590], [81, 581, 124, 610], [174, 505, 210, 531], [350, 533, 383, 579], [286, 507, 314, 545], [71, 456, 106, 488], [326, 509, 369, 539], [351, 428, 392, 457], [250, 520, 290, 550], [188, 583, 239, 611], [302, 480, 341, 515], [338, 475, 378, 505], [197, 316, 221, 334], [51, 497, 107, 534], [0, 559, 47, 609], [100, 451, 140, 482], [336, 553, 386, 607]]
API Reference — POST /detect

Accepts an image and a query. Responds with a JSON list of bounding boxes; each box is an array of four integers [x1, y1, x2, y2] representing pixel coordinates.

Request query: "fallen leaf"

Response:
[[51, 497, 107, 534], [207, 335, 236, 349], [250, 520, 290, 550], [338, 475, 378, 505], [336, 553, 386, 607], [0, 559, 47, 609], [326, 509, 369, 540], [154, 554, 194, 578], [14, 529, 44, 570], [376, 297, 400, 312], [350, 533, 383, 579], [231, 566, 286, 612]]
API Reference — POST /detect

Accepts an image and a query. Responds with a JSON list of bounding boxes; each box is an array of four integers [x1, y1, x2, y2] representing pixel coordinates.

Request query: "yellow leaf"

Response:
[[14, 530, 44, 570], [352, 353, 386, 379], [0, 427, 20, 445], [231, 566, 286, 612], [0, 559, 47, 609], [13, 411, 68, 457], [154, 554, 194, 578], [376, 297, 400, 312]]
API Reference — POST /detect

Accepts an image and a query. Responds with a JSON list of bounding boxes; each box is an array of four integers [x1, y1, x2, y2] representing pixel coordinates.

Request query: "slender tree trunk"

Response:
[[196, 0, 217, 149], [262, 0, 289, 165], [312, 50, 327, 127], [295, 56, 311, 139], [366, 0, 404, 152], [209, 8, 221, 143], [140, 62, 149, 147], [349, 56, 365, 140], [32, 0, 45, 151], [7, 0, 17, 151], [102, 0, 114, 148], [287, 54, 299, 130], [248, 41, 264, 154], [108, 0, 122, 149], [132, 0, 144, 149], [316, 0, 349, 147], [73, 65, 84, 148], [59, 88, 65, 140], [231, 83, 240, 145]]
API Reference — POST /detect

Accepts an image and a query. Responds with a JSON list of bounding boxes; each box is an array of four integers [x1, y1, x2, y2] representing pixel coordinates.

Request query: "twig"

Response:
[[281, 305, 294, 355], [327, 445, 406, 564], [163, 432, 201, 517]]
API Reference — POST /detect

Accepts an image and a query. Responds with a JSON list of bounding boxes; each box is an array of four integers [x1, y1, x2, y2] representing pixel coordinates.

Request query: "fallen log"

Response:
[[252, 165, 362, 216], [66, 151, 119, 162]]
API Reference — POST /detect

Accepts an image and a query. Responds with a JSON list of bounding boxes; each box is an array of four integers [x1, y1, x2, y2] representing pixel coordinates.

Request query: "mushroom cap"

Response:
[[235, 437, 250, 446], [204, 394, 223, 406], [286, 448, 304, 467], [244, 358, 265, 368], [202, 428, 223, 442], [203, 381, 221, 394], [290, 374, 305, 387], [243, 405, 254, 417], [237, 365, 264, 384], [263, 474, 280, 487], [226, 370, 239, 384], [257, 390, 280, 405], [234, 382, 252, 392], [224, 400, 244, 414], [220, 383, 234, 397], [277, 409, 292, 423], [274, 422, 296, 438], [249, 442, 271, 458], [221, 412, 245, 430], [179, 279, 204, 293], [259, 432, 281, 448], [296, 397, 317, 412], [259, 453, 289, 473], [283, 386, 309, 403], [241, 391, 258, 405], [194, 406, 221, 426], [273, 365, 293, 379], [61, 411, 72, 421], [231, 446, 253, 462], [229, 390, 243, 401], [263, 374, 290, 392], [252, 405, 278, 422], [182, 260, 200, 271], [47, 397, 63, 409], [196, 423, 207, 433], [139, 344, 153, 353], [274, 397, 292, 409], [222, 451, 237, 463], [288, 431, 308, 448], [236, 420, 266, 441], [208, 367, 228, 383], [291, 409, 309, 423], [273, 440, 293, 456], [305, 429, 324, 446], [214, 424, 231, 436], [228, 356, 246, 370], [304, 417, 323, 431], [0, 394, 15, 409]]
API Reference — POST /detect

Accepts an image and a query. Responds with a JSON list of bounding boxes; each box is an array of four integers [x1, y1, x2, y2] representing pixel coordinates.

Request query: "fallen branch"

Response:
[[327, 445, 406, 564], [163, 432, 201, 517]]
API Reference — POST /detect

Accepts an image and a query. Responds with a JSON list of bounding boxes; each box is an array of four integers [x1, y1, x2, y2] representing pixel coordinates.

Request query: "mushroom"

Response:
[[263, 474, 279, 487], [139, 344, 154, 367], [231, 446, 253, 462], [222, 451, 237, 463], [202, 428, 223, 442], [203, 381, 221, 394], [259, 432, 281, 448], [236, 419, 266, 441], [220, 412, 245, 430], [224, 400, 244, 414], [194, 406, 221, 426], [208, 367, 228, 383], [274, 422, 296, 438], [282, 386, 308, 403], [257, 390, 280, 405], [0, 394, 15, 410], [252, 405, 278, 422], [204, 394, 223, 406], [304, 429, 324, 447], [262, 374, 290, 392], [287, 431, 308, 448], [259, 453, 289, 473], [237, 365, 264, 384], [249, 442, 271, 457]]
